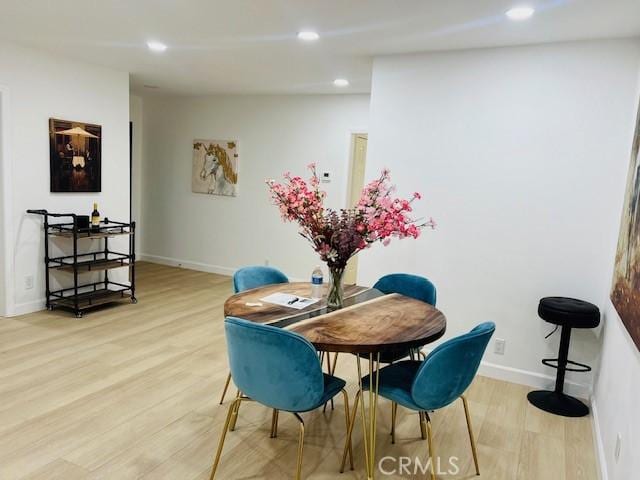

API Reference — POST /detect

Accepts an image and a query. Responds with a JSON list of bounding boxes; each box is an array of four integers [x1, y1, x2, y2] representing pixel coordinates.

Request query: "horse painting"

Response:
[[611, 101, 640, 351], [192, 140, 238, 197]]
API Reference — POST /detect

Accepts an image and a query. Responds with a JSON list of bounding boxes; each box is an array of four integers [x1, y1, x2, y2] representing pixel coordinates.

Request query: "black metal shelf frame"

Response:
[[49, 251, 131, 271], [26, 209, 137, 318]]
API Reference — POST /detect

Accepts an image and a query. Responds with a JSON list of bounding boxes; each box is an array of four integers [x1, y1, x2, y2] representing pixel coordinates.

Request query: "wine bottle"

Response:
[[91, 202, 100, 231]]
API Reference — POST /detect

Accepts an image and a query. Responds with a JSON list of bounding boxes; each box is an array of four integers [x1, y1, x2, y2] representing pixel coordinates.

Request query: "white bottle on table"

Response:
[[311, 266, 323, 299]]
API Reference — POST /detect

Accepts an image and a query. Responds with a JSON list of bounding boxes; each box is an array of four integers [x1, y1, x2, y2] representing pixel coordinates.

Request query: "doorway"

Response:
[[344, 133, 368, 285]]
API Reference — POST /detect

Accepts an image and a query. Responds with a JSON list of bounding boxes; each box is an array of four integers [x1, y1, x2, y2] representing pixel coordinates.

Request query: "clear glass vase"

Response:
[[327, 267, 345, 310]]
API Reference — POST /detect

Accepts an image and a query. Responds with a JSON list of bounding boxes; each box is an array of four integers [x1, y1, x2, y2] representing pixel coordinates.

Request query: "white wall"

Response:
[[592, 82, 640, 479], [140, 94, 369, 280], [593, 301, 640, 480], [0, 41, 130, 315], [361, 38, 640, 396]]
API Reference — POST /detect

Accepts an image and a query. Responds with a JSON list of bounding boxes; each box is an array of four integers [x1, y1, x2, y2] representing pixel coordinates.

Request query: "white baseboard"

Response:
[[419, 344, 592, 400], [139, 253, 308, 282], [590, 396, 609, 480], [9, 298, 46, 317], [476, 360, 591, 399], [139, 253, 235, 277]]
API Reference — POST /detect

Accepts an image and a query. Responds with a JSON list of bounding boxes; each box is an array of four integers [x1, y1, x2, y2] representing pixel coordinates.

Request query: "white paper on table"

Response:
[[260, 292, 319, 310]]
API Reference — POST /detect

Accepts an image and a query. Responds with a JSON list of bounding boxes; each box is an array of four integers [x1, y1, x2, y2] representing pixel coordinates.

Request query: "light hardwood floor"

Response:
[[0, 262, 599, 480]]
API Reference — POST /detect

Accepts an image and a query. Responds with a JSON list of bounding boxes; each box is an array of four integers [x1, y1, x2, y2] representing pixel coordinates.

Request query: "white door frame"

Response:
[[343, 128, 368, 208], [342, 129, 368, 285], [0, 85, 15, 317]]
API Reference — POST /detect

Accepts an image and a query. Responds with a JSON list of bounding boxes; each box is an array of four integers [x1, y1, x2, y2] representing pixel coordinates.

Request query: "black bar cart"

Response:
[[26, 209, 137, 318]]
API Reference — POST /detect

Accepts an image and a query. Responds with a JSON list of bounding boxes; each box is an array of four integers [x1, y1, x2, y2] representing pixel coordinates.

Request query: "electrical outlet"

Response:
[[494, 338, 506, 355], [615, 433, 622, 461], [24, 275, 34, 290]]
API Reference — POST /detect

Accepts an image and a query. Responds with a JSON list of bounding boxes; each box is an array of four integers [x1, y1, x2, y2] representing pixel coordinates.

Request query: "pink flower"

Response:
[[266, 166, 433, 267]]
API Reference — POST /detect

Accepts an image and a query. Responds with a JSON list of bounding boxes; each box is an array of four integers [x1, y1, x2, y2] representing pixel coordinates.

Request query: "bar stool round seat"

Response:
[[528, 296, 600, 417], [537, 297, 600, 328]]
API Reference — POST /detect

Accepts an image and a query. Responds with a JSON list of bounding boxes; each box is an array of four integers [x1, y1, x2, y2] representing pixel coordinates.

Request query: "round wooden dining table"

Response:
[[224, 282, 447, 480]]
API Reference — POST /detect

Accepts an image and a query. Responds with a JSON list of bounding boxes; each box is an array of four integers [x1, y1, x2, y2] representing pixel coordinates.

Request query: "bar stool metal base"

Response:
[[527, 390, 589, 418]]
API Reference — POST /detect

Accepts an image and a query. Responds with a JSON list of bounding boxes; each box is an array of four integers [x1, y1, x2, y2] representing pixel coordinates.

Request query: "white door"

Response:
[[0, 90, 6, 316], [344, 134, 367, 285]]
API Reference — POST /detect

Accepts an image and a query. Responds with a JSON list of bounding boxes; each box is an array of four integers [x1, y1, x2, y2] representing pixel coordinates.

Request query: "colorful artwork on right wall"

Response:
[[611, 100, 640, 351]]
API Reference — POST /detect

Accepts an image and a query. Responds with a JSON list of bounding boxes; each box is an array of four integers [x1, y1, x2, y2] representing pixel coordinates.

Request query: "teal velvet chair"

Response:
[[343, 274, 438, 433], [369, 273, 437, 363], [219, 266, 289, 405], [209, 317, 353, 480], [233, 265, 289, 293], [341, 322, 495, 480], [374, 273, 437, 306]]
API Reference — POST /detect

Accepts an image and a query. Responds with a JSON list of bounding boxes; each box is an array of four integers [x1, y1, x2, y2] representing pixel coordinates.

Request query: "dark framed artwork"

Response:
[[49, 118, 101, 192], [611, 100, 640, 351]]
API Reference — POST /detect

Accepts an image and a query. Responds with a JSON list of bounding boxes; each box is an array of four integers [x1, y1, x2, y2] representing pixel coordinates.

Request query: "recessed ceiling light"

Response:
[[333, 78, 349, 87], [297, 31, 319, 41], [505, 6, 535, 21], [146, 41, 168, 53]]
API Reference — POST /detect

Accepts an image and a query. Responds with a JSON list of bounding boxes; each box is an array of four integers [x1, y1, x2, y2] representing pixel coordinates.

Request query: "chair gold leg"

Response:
[[419, 412, 427, 440], [356, 358, 370, 477], [270, 409, 279, 438], [391, 402, 398, 444], [341, 389, 354, 471], [419, 350, 427, 361], [324, 353, 334, 412], [218, 372, 232, 405], [368, 355, 375, 477], [371, 353, 380, 475], [340, 390, 360, 473], [229, 389, 241, 431], [425, 414, 436, 480], [208, 398, 237, 480], [293, 413, 305, 480], [462, 395, 480, 475]]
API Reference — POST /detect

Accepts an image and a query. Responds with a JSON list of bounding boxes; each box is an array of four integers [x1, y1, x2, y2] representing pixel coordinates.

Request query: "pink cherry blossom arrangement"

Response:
[[266, 163, 434, 270], [266, 164, 434, 307]]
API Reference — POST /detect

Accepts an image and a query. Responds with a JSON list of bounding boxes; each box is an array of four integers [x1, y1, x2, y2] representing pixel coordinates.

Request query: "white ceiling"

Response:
[[1, 0, 639, 95]]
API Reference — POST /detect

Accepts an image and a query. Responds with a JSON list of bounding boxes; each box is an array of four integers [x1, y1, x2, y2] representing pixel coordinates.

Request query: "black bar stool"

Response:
[[527, 297, 600, 417]]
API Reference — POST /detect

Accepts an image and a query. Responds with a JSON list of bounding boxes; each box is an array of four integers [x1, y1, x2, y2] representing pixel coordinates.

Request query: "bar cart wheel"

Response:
[[47, 305, 54, 311], [75, 312, 84, 319], [131, 297, 138, 304]]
